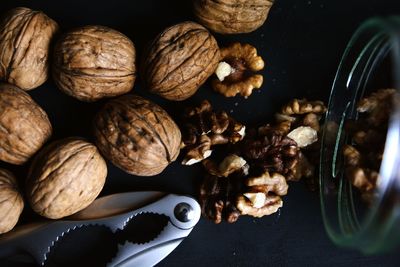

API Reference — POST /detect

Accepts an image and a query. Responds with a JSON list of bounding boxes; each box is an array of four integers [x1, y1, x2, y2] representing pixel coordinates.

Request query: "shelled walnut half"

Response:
[[274, 98, 327, 188], [237, 171, 288, 217], [200, 154, 288, 223], [238, 124, 300, 181], [212, 43, 264, 98], [199, 155, 248, 223], [181, 100, 245, 165]]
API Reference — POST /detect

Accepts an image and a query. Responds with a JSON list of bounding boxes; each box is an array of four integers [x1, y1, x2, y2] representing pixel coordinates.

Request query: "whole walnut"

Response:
[[26, 138, 107, 219], [0, 7, 58, 90], [193, 0, 274, 34], [0, 83, 52, 165], [0, 168, 24, 234], [142, 21, 220, 101], [94, 94, 181, 176], [53, 25, 136, 102]]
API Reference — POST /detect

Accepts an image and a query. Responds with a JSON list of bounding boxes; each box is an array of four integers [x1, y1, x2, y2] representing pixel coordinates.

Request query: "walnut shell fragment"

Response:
[[212, 43, 264, 98], [142, 21, 220, 101], [94, 94, 181, 176], [0, 168, 24, 234], [0, 7, 58, 90], [193, 0, 274, 34], [0, 83, 52, 165], [26, 138, 107, 219], [53, 25, 136, 102]]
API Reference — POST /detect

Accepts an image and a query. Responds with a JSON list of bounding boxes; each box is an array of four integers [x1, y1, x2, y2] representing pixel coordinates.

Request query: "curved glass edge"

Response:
[[320, 16, 400, 253]]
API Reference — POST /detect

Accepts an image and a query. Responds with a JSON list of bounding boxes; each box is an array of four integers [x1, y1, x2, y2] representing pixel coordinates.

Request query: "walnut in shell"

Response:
[[26, 138, 107, 219], [0, 83, 52, 165], [142, 21, 220, 101], [193, 0, 274, 34], [53, 25, 136, 102], [0, 7, 58, 90], [94, 94, 181, 176], [0, 168, 24, 234]]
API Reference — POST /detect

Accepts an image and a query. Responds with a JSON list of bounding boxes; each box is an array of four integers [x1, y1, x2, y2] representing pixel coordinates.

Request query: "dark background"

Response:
[[1, 0, 400, 266]]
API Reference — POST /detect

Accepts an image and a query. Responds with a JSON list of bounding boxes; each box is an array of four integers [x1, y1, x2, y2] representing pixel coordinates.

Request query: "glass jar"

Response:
[[320, 17, 400, 254]]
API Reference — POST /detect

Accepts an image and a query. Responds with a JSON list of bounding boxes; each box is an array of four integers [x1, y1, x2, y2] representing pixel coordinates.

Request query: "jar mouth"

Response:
[[319, 16, 400, 254]]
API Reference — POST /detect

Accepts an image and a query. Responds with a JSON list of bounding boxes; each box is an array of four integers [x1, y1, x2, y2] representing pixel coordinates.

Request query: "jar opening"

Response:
[[320, 17, 400, 254]]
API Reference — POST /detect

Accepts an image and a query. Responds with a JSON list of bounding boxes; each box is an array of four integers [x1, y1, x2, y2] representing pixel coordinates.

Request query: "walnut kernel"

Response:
[[287, 126, 318, 148], [212, 43, 264, 98]]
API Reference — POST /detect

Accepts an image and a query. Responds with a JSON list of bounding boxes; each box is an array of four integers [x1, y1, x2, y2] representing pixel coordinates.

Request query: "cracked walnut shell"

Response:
[[0, 83, 52, 165], [94, 94, 181, 176], [142, 21, 220, 101], [0, 168, 24, 234], [53, 25, 136, 102], [212, 43, 264, 98], [0, 7, 58, 90], [193, 0, 274, 34], [26, 138, 107, 219]]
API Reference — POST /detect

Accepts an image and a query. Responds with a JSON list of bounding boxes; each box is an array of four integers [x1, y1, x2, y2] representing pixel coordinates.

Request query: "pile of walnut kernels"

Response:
[[180, 99, 327, 223], [343, 89, 396, 203]]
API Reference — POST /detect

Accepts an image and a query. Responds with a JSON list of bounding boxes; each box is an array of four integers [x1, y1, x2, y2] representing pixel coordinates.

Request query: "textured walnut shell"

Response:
[[0, 7, 58, 90], [94, 94, 181, 176], [53, 25, 136, 102], [26, 138, 107, 219], [0, 83, 52, 165], [193, 0, 274, 34], [142, 21, 219, 101], [0, 168, 24, 234]]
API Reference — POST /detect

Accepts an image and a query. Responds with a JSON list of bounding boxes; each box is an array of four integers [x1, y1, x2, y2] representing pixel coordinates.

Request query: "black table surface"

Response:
[[1, 0, 400, 266]]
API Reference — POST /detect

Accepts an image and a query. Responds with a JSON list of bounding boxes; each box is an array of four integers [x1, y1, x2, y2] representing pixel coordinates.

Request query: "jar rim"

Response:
[[319, 16, 400, 254]]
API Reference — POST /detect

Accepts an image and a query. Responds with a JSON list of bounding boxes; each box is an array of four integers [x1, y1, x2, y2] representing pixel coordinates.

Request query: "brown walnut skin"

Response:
[[0, 168, 24, 234], [193, 0, 274, 34], [94, 94, 181, 176], [0, 83, 52, 165], [53, 25, 136, 102], [142, 21, 220, 101], [26, 138, 107, 219], [0, 7, 58, 90]]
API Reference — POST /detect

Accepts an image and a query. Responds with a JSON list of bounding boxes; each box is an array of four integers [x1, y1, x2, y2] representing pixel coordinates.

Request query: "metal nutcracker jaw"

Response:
[[108, 194, 201, 267], [0, 192, 201, 267]]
